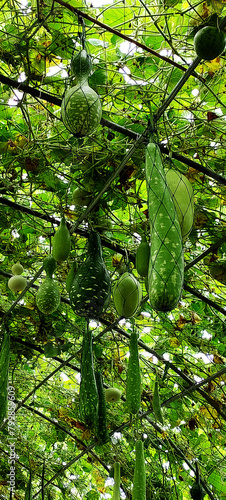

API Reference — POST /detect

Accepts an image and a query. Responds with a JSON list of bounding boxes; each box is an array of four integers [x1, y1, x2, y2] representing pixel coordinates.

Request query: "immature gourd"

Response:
[[113, 462, 121, 500], [125, 330, 141, 414], [105, 387, 122, 402], [165, 169, 194, 241], [8, 275, 26, 292], [79, 327, 98, 426], [11, 262, 24, 275], [61, 49, 102, 136], [95, 371, 109, 443], [36, 256, 61, 315], [113, 272, 142, 318], [52, 216, 71, 262], [66, 262, 77, 293], [194, 26, 225, 60], [132, 440, 146, 500], [69, 231, 111, 318], [135, 235, 150, 277]]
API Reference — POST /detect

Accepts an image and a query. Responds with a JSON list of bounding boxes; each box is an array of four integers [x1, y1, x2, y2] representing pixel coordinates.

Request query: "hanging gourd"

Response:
[[145, 140, 184, 312], [132, 440, 146, 500], [135, 235, 150, 277], [52, 216, 71, 262], [79, 327, 98, 426], [165, 169, 194, 242], [36, 256, 61, 315], [11, 262, 24, 275], [66, 261, 77, 293], [69, 231, 111, 318], [61, 49, 102, 136], [113, 272, 142, 318], [95, 371, 109, 443], [125, 330, 141, 415], [113, 462, 121, 500]]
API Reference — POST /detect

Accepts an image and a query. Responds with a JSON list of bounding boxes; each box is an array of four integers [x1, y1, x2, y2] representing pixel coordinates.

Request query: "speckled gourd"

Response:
[[36, 255, 61, 315], [69, 231, 111, 318], [61, 49, 102, 136], [165, 169, 194, 241]]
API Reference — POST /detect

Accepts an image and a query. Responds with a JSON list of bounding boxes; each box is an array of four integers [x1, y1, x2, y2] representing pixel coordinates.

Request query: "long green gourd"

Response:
[[113, 462, 121, 500], [0, 328, 10, 425], [95, 371, 108, 444], [145, 140, 184, 312], [132, 440, 146, 500], [79, 327, 98, 426], [125, 330, 141, 414]]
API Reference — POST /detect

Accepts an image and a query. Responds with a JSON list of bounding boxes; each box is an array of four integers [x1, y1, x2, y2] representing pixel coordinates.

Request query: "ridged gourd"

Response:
[[69, 231, 111, 318], [52, 216, 71, 262], [36, 256, 61, 315], [61, 49, 102, 136], [113, 272, 142, 318]]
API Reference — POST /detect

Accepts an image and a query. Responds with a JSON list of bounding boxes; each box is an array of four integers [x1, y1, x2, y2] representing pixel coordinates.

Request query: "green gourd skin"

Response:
[[70, 49, 92, 79], [69, 231, 111, 318], [79, 328, 98, 426], [126, 330, 141, 415], [66, 262, 77, 293], [135, 235, 150, 277], [113, 462, 121, 500], [61, 49, 102, 137], [113, 272, 142, 318], [132, 440, 146, 500], [165, 169, 194, 242], [95, 371, 109, 444], [145, 141, 184, 312], [52, 217, 71, 262], [194, 26, 225, 60], [36, 256, 61, 315]]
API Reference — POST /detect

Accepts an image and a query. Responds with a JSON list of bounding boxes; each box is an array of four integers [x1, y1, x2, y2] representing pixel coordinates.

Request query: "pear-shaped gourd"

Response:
[[135, 235, 150, 277], [61, 49, 102, 136], [69, 231, 111, 318], [165, 169, 194, 241], [36, 256, 61, 315], [113, 272, 142, 318], [52, 216, 71, 262]]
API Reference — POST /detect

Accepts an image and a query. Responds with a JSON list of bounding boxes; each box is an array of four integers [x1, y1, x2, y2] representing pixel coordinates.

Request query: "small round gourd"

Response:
[[113, 272, 142, 318], [11, 262, 24, 275], [194, 26, 225, 60], [8, 275, 26, 292], [105, 387, 122, 402], [72, 187, 92, 206]]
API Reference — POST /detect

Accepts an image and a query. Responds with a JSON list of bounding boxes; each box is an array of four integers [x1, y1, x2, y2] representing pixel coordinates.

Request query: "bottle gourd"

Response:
[[61, 50, 102, 136], [69, 231, 111, 318], [145, 141, 184, 312], [36, 256, 61, 315], [52, 216, 71, 262]]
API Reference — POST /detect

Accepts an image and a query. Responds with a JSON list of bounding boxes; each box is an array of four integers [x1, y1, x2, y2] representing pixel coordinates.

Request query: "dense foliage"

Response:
[[0, 0, 225, 499]]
